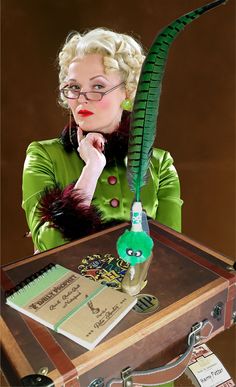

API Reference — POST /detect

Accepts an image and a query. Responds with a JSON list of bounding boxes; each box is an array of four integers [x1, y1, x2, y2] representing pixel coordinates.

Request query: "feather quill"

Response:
[[128, 0, 228, 202]]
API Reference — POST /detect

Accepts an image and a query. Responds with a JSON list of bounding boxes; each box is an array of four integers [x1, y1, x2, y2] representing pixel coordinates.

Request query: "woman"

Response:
[[22, 28, 183, 253]]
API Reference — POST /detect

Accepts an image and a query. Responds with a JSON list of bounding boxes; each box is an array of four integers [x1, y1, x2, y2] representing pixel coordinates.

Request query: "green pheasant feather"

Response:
[[128, 0, 228, 202]]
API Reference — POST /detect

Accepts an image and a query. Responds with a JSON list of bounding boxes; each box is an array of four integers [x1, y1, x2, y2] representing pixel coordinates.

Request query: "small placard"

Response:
[[186, 344, 235, 387]]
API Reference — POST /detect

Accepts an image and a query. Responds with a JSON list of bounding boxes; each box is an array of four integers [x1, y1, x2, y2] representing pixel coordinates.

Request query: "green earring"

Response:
[[121, 98, 133, 112]]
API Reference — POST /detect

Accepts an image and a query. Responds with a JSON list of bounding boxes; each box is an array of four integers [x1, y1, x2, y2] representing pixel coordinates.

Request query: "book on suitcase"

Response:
[[5, 263, 137, 350]]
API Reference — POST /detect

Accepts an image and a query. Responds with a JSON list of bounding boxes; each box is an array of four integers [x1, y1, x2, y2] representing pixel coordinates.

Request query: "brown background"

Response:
[[1, 0, 235, 264], [1, 0, 235, 384]]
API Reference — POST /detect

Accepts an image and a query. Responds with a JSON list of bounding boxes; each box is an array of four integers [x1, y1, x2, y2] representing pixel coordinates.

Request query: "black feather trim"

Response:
[[38, 183, 103, 240], [60, 111, 130, 164], [103, 110, 130, 165], [60, 120, 78, 152]]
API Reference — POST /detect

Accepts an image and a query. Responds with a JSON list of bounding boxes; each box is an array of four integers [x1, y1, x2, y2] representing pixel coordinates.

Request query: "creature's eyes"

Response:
[[126, 248, 133, 256], [134, 250, 142, 257]]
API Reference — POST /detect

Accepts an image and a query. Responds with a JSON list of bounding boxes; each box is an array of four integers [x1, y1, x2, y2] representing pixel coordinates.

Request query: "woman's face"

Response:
[[65, 53, 127, 134]]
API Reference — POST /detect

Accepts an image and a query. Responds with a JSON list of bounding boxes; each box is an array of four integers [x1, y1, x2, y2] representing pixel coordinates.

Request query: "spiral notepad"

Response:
[[6, 263, 137, 350]]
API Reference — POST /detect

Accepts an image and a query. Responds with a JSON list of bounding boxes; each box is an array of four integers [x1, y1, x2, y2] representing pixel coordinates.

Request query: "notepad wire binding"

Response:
[[5, 262, 56, 299]]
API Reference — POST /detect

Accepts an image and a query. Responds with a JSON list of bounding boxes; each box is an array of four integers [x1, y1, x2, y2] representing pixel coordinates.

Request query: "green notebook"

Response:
[[6, 263, 137, 350]]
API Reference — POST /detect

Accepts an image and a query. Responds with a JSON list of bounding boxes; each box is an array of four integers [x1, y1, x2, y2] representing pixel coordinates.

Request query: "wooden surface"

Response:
[[1, 328, 235, 386], [1, 221, 235, 386]]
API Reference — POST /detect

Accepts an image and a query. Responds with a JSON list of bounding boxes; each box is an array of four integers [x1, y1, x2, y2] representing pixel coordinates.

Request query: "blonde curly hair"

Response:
[[58, 28, 145, 108]]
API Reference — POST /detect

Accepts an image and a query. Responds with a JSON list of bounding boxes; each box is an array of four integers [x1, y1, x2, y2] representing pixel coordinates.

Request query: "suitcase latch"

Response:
[[211, 302, 224, 321], [188, 321, 203, 345], [88, 377, 104, 387], [121, 367, 133, 387], [21, 367, 54, 386]]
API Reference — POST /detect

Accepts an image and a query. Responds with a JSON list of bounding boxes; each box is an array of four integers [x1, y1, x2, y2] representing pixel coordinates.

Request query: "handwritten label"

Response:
[[61, 284, 81, 308], [187, 344, 235, 387], [94, 304, 120, 329]]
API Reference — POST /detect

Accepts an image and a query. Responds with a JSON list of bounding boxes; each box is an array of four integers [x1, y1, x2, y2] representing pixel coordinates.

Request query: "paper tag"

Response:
[[186, 344, 235, 387]]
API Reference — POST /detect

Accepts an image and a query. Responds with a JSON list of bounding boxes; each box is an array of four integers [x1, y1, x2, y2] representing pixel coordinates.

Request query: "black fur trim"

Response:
[[60, 111, 130, 164]]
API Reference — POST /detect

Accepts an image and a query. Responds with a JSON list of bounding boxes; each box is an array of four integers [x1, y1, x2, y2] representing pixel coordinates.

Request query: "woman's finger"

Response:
[[85, 132, 106, 151]]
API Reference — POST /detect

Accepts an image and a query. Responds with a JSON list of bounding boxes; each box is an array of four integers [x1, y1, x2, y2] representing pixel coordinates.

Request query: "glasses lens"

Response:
[[62, 89, 78, 99], [86, 92, 102, 101]]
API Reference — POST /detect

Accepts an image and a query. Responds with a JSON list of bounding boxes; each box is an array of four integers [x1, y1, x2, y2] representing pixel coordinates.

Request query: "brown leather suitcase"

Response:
[[1, 220, 236, 387]]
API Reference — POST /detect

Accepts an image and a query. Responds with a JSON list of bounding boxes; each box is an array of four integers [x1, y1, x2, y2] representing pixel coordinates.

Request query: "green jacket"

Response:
[[22, 138, 183, 252]]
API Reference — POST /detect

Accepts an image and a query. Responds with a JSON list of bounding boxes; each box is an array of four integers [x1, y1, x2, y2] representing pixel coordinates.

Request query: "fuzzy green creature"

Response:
[[117, 229, 153, 266]]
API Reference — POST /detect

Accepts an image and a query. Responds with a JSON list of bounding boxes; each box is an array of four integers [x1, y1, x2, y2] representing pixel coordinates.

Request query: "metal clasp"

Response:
[[21, 367, 54, 386], [121, 367, 133, 387], [211, 302, 224, 321], [88, 377, 104, 387], [38, 367, 49, 376], [188, 321, 203, 346]]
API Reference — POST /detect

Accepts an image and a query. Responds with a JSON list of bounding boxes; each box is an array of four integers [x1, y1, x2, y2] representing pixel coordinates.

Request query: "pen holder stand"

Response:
[[121, 253, 153, 296], [117, 203, 154, 296]]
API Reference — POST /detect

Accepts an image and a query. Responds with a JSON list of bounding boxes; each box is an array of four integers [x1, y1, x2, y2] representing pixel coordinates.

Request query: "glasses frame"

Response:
[[60, 81, 125, 101]]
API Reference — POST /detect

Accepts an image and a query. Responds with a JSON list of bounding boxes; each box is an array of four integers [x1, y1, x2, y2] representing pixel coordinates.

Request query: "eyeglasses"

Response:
[[60, 82, 125, 101]]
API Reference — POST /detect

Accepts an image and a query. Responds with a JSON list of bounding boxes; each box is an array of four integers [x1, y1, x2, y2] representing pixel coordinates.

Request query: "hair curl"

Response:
[[58, 28, 145, 108]]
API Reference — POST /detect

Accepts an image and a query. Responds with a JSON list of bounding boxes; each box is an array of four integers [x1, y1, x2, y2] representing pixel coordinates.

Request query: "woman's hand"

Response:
[[77, 128, 106, 175], [73, 128, 106, 206]]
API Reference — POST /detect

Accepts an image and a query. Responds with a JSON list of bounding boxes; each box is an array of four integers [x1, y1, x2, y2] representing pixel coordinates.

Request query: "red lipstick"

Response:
[[78, 109, 94, 117]]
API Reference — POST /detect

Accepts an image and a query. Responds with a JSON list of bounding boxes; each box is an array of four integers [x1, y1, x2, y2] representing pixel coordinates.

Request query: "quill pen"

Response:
[[117, 0, 228, 267], [128, 0, 228, 203]]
